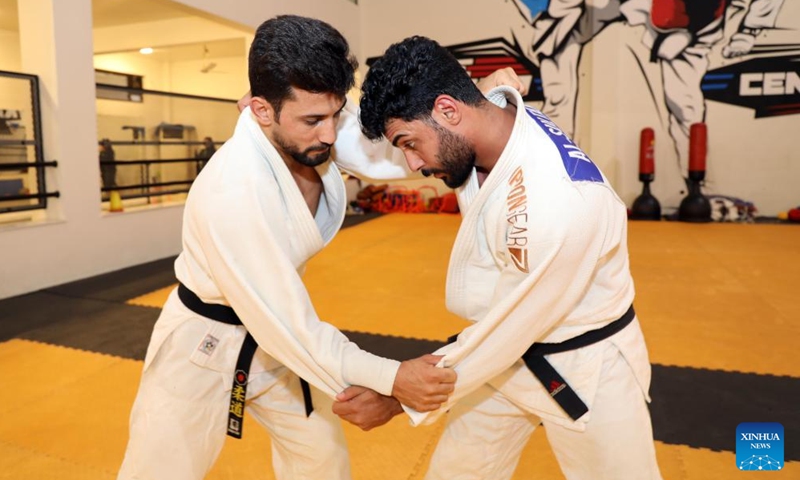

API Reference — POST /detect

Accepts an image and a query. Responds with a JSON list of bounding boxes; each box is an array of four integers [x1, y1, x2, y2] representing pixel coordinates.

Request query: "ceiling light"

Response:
[[139, 47, 154, 55]]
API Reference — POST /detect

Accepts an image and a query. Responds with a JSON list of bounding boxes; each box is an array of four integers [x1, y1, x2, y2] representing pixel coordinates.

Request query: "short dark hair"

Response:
[[359, 36, 485, 140], [249, 15, 358, 117]]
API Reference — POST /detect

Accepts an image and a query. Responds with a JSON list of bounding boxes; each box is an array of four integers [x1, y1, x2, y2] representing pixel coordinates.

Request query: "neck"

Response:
[[470, 100, 516, 173], [284, 153, 323, 218]]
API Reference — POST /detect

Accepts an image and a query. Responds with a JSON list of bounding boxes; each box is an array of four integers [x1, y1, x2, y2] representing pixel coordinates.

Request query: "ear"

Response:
[[249, 96, 276, 128], [432, 95, 462, 127]]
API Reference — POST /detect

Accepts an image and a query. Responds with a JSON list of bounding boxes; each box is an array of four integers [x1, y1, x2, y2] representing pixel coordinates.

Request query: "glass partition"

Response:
[[0, 70, 55, 215], [96, 82, 238, 209]]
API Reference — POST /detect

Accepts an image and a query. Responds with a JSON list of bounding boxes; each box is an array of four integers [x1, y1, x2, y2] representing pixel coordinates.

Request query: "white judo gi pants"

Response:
[[117, 294, 350, 480], [425, 341, 662, 480]]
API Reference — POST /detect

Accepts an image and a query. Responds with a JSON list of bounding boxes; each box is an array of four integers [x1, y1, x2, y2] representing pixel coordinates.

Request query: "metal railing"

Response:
[[96, 83, 236, 206], [0, 70, 58, 214], [100, 158, 197, 200]]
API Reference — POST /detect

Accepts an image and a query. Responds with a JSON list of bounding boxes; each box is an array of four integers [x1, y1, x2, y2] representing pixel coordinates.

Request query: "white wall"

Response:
[[0, 29, 21, 72], [172, 0, 361, 52], [94, 52, 171, 90], [359, 0, 800, 216], [0, 76, 29, 115], [168, 55, 248, 100], [360, 0, 522, 59]]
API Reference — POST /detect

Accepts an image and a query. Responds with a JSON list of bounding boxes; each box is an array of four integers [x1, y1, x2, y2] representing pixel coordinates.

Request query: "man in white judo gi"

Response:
[[351, 35, 663, 479], [116, 16, 460, 480]]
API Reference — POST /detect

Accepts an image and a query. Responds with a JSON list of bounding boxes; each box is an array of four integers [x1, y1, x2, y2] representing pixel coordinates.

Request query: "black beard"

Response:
[[422, 126, 476, 188], [290, 146, 331, 167], [274, 132, 331, 167]]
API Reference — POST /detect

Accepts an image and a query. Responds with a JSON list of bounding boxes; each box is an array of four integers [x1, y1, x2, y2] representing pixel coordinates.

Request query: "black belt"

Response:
[[448, 305, 635, 421], [177, 283, 314, 439]]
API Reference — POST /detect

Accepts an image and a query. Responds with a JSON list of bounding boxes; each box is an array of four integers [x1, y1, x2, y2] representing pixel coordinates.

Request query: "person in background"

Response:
[[195, 136, 217, 174], [99, 138, 116, 193]]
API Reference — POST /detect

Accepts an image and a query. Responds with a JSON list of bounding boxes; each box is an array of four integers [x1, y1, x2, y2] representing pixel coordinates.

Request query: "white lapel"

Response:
[[314, 160, 347, 245], [240, 107, 326, 259], [447, 87, 532, 307]]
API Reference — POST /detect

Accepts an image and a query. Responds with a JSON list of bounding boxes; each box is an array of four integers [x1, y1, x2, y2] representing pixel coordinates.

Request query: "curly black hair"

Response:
[[359, 36, 485, 140], [249, 15, 358, 118]]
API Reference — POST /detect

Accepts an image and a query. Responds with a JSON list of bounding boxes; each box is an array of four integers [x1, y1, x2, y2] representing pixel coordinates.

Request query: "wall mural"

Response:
[[506, 0, 790, 174], [367, 0, 795, 178]]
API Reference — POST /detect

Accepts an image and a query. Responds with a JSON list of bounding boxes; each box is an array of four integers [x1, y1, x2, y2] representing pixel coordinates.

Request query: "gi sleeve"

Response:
[[196, 186, 400, 399], [333, 98, 418, 182], [405, 182, 615, 425]]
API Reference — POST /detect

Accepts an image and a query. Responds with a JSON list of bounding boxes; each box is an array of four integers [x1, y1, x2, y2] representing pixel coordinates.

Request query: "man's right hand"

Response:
[[391, 354, 456, 412]]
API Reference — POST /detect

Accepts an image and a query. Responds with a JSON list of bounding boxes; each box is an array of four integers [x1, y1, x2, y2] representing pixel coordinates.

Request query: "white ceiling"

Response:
[[93, 0, 192, 28], [96, 37, 246, 62], [0, 0, 194, 32], [0, 0, 248, 62]]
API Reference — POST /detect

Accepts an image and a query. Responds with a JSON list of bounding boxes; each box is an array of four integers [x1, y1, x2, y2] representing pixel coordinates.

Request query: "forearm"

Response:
[[202, 190, 399, 398], [334, 99, 417, 182], [341, 348, 400, 396]]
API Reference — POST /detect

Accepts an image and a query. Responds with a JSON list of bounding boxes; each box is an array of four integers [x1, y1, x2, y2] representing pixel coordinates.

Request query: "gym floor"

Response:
[[0, 213, 797, 479]]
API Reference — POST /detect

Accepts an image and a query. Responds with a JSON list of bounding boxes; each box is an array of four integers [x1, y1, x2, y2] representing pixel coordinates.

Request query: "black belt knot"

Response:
[[522, 305, 635, 420], [447, 305, 635, 421], [177, 283, 314, 439]]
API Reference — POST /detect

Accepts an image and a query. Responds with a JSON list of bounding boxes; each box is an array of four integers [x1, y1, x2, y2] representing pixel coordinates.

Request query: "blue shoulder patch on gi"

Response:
[[525, 107, 603, 183]]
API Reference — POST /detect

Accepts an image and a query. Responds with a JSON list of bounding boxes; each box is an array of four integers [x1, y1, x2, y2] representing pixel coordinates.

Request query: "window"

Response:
[[0, 70, 56, 216]]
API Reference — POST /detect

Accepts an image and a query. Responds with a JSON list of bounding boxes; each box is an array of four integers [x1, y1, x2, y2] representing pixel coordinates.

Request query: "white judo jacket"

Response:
[[406, 87, 653, 430], [146, 104, 411, 401]]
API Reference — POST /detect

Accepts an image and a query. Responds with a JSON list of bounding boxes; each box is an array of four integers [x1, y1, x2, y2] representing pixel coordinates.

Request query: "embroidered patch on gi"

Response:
[[736, 422, 784, 471], [509, 248, 529, 274], [228, 418, 242, 437], [524, 107, 603, 183], [507, 166, 530, 273], [548, 380, 566, 397], [197, 334, 219, 356]]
